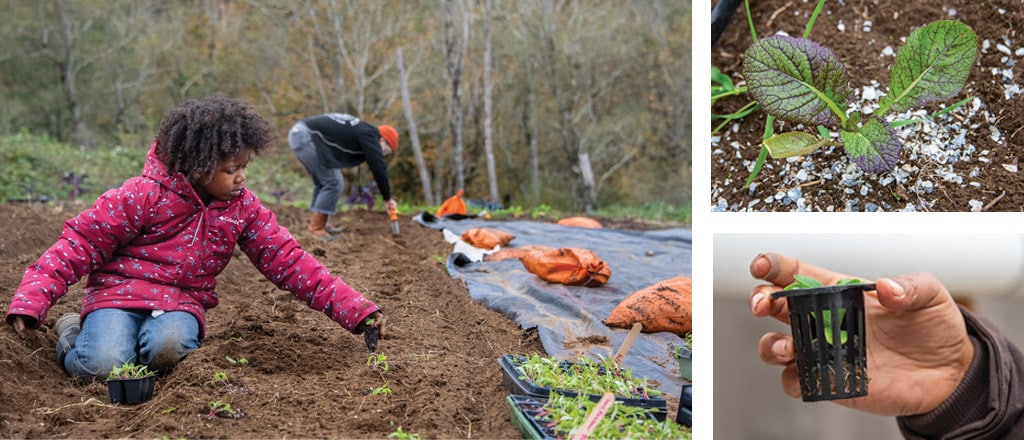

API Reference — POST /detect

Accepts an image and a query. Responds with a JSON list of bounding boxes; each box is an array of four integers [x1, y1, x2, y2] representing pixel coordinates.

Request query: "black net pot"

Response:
[[771, 283, 874, 401]]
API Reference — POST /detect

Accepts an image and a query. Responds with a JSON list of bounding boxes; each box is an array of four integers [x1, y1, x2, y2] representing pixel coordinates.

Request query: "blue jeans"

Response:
[[289, 122, 344, 215], [62, 309, 200, 381]]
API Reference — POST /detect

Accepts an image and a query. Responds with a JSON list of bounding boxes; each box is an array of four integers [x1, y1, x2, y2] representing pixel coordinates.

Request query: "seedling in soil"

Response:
[[387, 426, 420, 440], [367, 353, 390, 373], [204, 399, 245, 419], [370, 383, 393, 396], [743, 19, 977, 173], [225, 356, 249, 365], [208, 371, 230, 386]]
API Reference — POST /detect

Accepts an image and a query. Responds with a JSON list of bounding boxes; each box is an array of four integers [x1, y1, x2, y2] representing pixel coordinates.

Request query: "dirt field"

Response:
[[711, 0, 1023, 211], [0, 201, 682, 438]]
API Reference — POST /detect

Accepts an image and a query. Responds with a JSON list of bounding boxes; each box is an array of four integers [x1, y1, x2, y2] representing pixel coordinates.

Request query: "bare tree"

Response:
[[442, 0, 471, 193], [396, 47, 434, 205], [482, 0, 499, 204]]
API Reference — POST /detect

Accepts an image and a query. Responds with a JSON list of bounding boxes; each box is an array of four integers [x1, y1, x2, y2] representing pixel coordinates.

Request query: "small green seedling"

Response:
[[367, 353, 390, 373], [743, 20, 977, 173], [107, 360, 157, 380], [370, 383, 393, 396], [225, 356, 249, 365], [387, 426, 421, 440], [208, 371, 229, 386], [206, 399, 244, 419]]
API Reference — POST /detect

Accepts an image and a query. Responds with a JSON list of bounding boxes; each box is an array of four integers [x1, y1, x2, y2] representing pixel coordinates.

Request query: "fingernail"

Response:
[[751, 292, 765, 311], [772, 338, 788, 357], [885, 278, 906, 299]]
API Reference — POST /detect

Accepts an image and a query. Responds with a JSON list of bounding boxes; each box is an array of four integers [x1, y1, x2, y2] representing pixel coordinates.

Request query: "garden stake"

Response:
[[612, 323, 643, 365], [568, 392, 615, 440]]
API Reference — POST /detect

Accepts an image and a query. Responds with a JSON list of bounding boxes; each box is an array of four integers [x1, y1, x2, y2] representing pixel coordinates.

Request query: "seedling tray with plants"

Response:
[[498, 354, 668, 420], [506, 393, 689, 440], [106, 360, 157, 405]]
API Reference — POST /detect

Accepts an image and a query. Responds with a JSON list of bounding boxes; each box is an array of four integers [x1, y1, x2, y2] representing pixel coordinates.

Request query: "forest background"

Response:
[[0, 0, 692, 218]]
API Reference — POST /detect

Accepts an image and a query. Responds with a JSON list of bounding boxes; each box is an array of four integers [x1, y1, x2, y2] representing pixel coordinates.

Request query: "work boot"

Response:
[[54, 313, 81, 368], [308, 212, 339, 241], [325, 215, 343, 234]]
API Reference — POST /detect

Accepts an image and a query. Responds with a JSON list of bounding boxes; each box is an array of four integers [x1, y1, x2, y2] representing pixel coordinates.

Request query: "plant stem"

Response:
[[804, 0, 828, 38], [744, 0, 757, 42]]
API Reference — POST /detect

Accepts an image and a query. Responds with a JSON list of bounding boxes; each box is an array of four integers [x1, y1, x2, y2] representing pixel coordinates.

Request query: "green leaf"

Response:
[[818, 309, 848, 345], [743, 35, 853, 129], [785, 274, 824, 290], [879, 21, 977, 115], [840, 117, 901, 173], [763, 131, 824, 158]]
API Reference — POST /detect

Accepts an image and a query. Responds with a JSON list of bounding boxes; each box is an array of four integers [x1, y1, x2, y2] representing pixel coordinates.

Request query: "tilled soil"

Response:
[[0, 201, 643, 439], [711, 0, 1023, 211]]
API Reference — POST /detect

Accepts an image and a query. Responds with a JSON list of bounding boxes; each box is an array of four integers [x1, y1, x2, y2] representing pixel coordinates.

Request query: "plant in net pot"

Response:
[[771, 276, 875, 401]]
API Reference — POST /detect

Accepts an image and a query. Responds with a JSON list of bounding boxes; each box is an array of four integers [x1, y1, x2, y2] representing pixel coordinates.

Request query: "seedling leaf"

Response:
[[763, 131, 824, 158], [880, 21, 978, 115], [818, 309, 848, 345], [840, 117, 901, 173], [784, 274, 824, 290], [743, 35, 853, 129]]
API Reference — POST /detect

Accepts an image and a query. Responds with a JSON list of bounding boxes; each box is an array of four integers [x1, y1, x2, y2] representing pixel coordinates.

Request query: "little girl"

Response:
[[4, 96, 383, 381]]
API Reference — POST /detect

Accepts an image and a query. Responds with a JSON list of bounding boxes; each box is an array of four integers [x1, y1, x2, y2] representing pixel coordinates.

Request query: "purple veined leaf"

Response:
[[743, 35, 853, 129], [763, 131, 824, 158], [840, 117, 901, 173], [881, 21, 977, 115]]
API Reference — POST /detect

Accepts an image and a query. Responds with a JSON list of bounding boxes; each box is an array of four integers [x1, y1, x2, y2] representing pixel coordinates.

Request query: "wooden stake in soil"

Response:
[[569, 392, 616, 440], [613, 323, 643, 365]]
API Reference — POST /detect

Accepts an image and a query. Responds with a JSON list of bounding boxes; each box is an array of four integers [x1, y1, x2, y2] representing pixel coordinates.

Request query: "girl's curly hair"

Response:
[[154, 96, 275, 182]]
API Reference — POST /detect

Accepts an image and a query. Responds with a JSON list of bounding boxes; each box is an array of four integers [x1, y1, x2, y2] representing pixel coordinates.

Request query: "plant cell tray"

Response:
[[506, 394, 662, 440], [498, 354, 668, 421]]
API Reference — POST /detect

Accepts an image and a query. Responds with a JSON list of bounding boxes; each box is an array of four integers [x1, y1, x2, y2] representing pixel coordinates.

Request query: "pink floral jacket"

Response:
[[5, 144, 379, 337]]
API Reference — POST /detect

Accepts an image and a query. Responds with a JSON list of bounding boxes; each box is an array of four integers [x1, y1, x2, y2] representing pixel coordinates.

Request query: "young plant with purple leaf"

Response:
[[743, 20, 977, 173]]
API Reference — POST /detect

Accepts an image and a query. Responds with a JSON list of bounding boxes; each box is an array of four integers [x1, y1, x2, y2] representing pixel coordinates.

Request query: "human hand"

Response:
[[384, 199, 398, 214], [362, 312, 385, 352], [749, 252, 974, 416], [8, 315, 35, 339]]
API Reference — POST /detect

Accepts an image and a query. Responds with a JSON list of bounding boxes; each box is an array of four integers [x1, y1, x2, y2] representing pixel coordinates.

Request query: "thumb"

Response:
[[875, 273, 949, 312]]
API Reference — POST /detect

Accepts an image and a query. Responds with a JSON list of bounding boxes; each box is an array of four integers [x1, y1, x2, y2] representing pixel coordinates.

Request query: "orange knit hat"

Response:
[[378, 125, 399, 152]]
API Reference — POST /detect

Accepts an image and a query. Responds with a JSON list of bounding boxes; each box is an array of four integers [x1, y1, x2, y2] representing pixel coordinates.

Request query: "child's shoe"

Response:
[[54, 313, 81, 368]]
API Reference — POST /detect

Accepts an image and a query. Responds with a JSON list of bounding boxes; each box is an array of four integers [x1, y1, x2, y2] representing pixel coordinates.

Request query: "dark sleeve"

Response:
[[897, 307, 1024, 439], [360, 125, 391, 201]]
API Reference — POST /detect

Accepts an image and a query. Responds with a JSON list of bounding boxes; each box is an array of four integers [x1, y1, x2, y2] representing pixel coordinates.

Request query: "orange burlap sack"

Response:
[[436, 190, 467, 217], [461, 228, 515, 250], [484, 245, 551, 262], [556, 216, 603, 229], [604, 276, 692, 337], [519, 248, 611, 287]]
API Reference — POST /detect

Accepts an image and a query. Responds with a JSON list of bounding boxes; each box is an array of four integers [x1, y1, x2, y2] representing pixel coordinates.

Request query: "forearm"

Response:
[[898, 307, 1024, 439]]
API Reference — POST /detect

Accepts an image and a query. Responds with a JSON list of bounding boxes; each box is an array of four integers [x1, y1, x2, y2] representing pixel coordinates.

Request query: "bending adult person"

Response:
[[288, 113, 398, 240], [748, 252, 1024, 439]]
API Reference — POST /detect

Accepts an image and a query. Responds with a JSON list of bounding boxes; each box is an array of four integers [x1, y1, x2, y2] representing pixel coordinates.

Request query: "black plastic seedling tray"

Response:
[[498, 354, 668, 421], [506, 394, 662, 440]]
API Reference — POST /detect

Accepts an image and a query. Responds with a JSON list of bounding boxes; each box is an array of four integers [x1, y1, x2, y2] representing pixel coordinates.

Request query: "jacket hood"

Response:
[[143, 141, 202, 204]]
